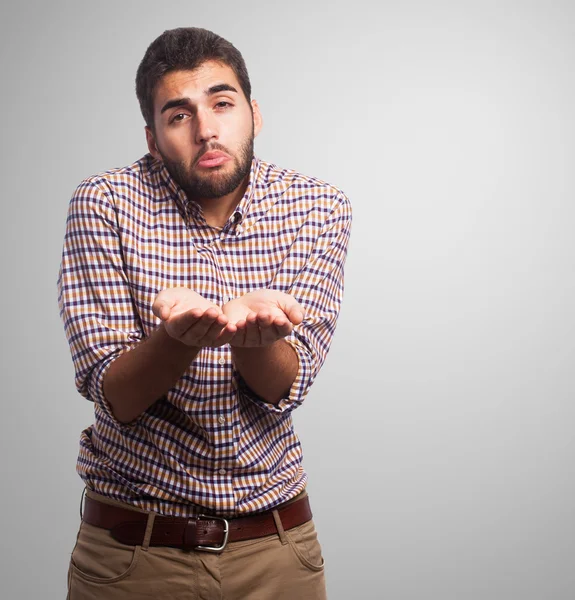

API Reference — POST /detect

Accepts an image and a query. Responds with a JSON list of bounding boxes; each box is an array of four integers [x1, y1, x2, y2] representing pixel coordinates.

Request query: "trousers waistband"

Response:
[[82, 493, 312, 552]]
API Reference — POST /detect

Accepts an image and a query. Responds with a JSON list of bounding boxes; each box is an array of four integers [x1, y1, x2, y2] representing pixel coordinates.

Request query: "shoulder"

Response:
[[255, 158, 352, 218], [70, 154, 158, 206]]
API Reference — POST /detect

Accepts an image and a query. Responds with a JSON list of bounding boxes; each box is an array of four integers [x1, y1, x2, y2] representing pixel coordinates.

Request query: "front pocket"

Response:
[[285, 520, 325, 572], [70, 522, 142, 584]]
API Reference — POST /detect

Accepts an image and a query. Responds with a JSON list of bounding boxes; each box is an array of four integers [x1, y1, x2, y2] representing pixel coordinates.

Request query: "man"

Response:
[[58, 27, 351, 599]]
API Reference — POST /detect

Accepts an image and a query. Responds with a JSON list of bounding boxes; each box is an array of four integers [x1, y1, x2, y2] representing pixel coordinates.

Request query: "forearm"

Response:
[[103, 324, 200, 423], [231, 339, 299, 405]]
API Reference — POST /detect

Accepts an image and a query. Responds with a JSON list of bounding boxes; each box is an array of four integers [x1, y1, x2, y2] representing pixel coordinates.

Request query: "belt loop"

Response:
[[272, 509, 288, 545], [141, 513, 156, 552], [79, 487, 87, 520]]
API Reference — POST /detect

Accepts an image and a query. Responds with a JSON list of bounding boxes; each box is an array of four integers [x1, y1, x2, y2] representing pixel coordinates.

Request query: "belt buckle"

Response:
[[193, 514, 229, 553]]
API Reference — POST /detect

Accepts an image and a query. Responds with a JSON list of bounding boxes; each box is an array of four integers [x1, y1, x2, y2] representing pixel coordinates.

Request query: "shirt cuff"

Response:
[[237, 332, 314, 414]]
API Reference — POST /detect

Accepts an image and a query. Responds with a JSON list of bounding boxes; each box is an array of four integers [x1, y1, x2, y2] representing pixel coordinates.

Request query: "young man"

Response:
[[58, 27, 351, 599]]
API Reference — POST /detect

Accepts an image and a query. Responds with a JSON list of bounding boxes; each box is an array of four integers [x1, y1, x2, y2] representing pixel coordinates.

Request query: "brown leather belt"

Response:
[[82, 494, 312, 553]]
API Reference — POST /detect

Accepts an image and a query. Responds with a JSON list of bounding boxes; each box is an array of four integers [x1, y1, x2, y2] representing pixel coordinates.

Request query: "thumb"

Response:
[[281, 295, 305, 325], [152, 289, 177, 321]]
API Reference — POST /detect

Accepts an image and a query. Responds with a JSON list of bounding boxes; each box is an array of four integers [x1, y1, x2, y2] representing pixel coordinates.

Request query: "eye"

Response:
[[215, 101, 232, 109], [171, 113, 189, 123]]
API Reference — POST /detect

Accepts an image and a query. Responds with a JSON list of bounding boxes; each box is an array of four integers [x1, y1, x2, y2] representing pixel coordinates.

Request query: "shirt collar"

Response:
[[150, 153, 262, 226]]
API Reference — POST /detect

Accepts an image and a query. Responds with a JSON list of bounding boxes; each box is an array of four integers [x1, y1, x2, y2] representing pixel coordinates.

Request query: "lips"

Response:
[[196, 150, 231, 168]]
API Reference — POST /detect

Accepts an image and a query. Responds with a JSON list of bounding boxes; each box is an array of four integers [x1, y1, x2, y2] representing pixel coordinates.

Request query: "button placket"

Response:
[[214, 241, 235, 309]]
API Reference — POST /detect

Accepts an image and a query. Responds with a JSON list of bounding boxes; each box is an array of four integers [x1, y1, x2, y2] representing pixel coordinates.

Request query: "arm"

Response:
[[104, 290, 237, 423], [223, 192, 352, 409], [231, 340, 298, 405], [228, 295, 304, 403], [222, 290, 305, 404], [58, 180, 236, 425], [103, 324, 199, 423]]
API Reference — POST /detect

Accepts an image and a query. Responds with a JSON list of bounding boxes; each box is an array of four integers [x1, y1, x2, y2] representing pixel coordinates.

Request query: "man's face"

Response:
[[146, 61, 262, 201]]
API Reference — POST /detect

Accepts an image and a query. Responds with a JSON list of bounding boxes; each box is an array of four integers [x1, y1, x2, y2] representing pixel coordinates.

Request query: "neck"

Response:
[[193, 175, 248, 228]]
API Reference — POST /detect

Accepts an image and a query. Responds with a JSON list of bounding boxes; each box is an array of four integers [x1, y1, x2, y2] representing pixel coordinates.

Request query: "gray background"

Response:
[[1, 0, 574, 598]]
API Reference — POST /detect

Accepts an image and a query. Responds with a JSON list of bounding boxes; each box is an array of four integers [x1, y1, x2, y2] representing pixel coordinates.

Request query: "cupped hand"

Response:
[[222, 290, 305, 347], [152, 287, 237, 347]]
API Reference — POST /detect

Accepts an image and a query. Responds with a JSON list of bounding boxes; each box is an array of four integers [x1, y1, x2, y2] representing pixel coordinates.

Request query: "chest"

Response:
[[116, 203, 316, 334]]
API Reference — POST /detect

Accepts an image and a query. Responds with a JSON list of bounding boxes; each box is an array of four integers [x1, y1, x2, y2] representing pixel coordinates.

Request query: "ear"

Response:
[[251, 100, 263, 138], [145, 126, 162, 160]]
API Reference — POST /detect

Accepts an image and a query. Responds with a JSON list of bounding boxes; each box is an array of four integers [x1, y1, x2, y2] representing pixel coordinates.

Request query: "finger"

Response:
[[166, 313, 200, 339], [280, 296, 305, 325], [168, 307, 205, 336], [229, 313, 255, 346], [153, 292, 176, 321], [285, 305, 304, 325], [256, 312, 282, 346], [179, 306, 221, 330], [213, 323, 238, 347], [237, 312, 257, 333], [180, 311, 220, 344], [207, 315, 230, 333], [271, 314, 289, 328], [230, 323, 247, 347], [221, 302, 250, 324], [243, 318, 261, 347], [159, 305, 171, 321], [273, 320, 293, 339], [175, 306, 221, 329], [259, 322, 282, 346], [153, 287, 194, 320], [256, 311, 274, 328], [203, 307, 222, 320], [173, 306, 205, 323], [201, 317, 234, 347]]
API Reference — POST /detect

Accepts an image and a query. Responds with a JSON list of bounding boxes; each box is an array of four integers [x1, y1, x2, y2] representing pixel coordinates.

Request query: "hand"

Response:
[[152, 288, 237, 348], [222, 290, 305, 347]]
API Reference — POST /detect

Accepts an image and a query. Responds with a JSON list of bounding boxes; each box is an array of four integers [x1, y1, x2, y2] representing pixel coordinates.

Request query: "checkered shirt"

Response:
[[57, 154, 352, 517]]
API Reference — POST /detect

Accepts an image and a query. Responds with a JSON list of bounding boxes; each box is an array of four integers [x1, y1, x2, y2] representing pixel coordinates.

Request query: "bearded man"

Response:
[[58, 26, 351, 600]]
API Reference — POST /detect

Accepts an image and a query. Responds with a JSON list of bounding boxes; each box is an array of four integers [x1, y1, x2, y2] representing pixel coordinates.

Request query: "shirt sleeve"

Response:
[[239, 191, 352, 413], [57, 178, 145, 428]]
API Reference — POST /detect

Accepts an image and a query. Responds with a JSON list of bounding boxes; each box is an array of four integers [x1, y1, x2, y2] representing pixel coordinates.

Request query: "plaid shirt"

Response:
[[58, 154, 352, 517]]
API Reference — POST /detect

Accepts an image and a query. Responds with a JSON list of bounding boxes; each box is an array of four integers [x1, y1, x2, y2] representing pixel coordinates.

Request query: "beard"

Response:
[[160, 134, 254, 201]]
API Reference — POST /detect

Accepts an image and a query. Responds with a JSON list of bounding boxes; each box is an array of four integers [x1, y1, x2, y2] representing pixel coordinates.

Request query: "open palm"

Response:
[[152, 287, 236, 347], [222, 290, 304, 347]]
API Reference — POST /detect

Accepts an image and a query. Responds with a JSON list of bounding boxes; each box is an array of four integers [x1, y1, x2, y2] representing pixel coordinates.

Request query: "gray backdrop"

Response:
[[1, 0, 574, 598]]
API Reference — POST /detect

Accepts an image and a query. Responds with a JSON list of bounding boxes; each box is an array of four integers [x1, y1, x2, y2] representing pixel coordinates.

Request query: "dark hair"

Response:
[[136, 27, 252, 129]]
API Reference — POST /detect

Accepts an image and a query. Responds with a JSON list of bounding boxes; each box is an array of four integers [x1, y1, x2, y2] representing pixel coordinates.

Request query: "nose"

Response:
[[195, 109, 218, 144]]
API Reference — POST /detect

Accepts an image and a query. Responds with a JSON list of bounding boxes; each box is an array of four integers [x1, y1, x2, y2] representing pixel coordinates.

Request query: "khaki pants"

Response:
[[67, 491, 327, 599]]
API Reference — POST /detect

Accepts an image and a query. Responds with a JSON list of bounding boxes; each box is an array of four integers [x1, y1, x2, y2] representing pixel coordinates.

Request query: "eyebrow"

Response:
[[208, 83, 238, 95], [160, 84, 239, 114]]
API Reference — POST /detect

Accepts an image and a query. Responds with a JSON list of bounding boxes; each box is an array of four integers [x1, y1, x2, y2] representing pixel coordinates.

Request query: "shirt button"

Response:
[[218, 468, 227, 475], [218, 357, 226, 365], [218, 416, 226, 424], [222, 295, 231, 304]]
